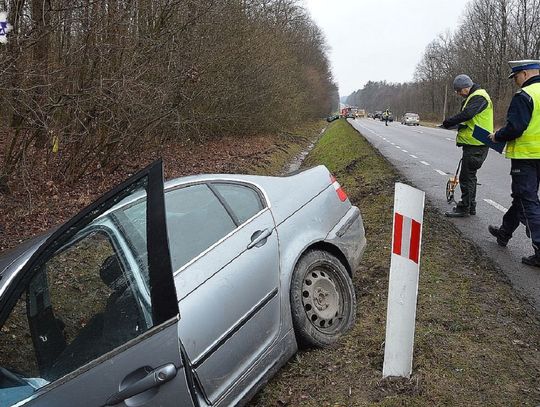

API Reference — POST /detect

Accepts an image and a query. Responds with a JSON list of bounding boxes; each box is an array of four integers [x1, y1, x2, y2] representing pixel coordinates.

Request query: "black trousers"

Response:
[[457, 145, 489, 209], [499, 159, 540, 250]]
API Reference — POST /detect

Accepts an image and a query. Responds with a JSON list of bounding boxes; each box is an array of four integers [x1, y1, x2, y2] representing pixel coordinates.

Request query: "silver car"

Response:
[[0, 160, 366, 407], [401, 112, 420, 126]]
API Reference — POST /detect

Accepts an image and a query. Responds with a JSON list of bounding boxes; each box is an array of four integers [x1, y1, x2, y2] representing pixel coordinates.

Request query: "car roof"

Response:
[[0, 232, 52, 271], [0, 231, 51, 294]]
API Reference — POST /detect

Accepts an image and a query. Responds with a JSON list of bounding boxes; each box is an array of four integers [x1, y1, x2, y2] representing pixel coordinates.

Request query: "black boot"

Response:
[[522, 253, 540, 267], [445, 205, 469, 218], [488, 225, 509, 247], [469, 203, 476, 215]]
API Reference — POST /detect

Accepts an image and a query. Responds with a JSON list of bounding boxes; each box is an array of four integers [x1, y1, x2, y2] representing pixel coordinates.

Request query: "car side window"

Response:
[[212, 183, 265, 224], [164, 184, 236, 271], [0, 186, 155, 405]]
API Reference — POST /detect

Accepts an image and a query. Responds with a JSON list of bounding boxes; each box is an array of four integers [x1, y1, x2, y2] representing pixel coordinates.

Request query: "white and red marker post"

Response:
[[383, 182, 425, 378]]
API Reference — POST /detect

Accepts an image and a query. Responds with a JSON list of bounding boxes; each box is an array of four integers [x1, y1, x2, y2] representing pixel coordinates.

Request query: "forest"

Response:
[[0, 0, 338, 190]]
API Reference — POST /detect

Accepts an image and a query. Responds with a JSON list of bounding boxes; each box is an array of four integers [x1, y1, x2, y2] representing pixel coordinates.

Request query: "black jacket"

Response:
[[442, 84, 489, 132], [494, 75, 540, 142]]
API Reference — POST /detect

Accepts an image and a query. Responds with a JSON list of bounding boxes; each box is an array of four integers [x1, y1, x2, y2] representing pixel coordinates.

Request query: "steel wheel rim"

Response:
[[301, 264, 344, 333]]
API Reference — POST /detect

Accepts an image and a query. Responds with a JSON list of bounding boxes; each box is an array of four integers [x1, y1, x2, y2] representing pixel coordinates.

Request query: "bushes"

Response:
[[0, 0, 338, 188]]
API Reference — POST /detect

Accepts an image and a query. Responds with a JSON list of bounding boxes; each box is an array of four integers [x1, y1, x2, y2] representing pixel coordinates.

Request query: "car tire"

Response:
[[290, 250, 356, 348]]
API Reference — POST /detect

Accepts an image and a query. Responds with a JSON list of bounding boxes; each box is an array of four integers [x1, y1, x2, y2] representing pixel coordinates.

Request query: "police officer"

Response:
[[442, 74, 493, 217], [383, 108, 391, 126], [488, 60, 540, 267]]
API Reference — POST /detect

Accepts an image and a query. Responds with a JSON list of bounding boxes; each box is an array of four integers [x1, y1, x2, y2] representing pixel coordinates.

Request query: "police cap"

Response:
[[508, 59, 540, 78]]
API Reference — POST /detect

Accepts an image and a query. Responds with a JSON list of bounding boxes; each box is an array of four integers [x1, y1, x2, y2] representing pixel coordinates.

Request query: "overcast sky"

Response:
[[303, 0, 471, 97]]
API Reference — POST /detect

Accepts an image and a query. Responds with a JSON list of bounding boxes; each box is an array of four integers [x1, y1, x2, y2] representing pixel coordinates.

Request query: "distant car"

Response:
[[373, 111, 383, 119], [0, 161, 366, 407], [401, 113, 420, 126], [346, 112, 355, 119]]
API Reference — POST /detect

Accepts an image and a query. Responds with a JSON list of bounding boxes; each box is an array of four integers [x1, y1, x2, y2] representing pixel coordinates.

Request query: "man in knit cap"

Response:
[[442, 74, 493, 217]]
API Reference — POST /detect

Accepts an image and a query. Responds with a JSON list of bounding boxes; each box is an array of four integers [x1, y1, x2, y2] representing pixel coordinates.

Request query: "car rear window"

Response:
[[165, 184, 236, 270], [212, 183, 264, 224]]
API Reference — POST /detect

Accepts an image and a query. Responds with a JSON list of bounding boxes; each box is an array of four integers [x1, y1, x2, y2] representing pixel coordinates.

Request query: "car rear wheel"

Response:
[[290, 250, 356, 347]]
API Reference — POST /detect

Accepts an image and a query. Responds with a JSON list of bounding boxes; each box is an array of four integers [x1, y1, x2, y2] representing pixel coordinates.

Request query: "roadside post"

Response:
[[382, 182, 425, 378]]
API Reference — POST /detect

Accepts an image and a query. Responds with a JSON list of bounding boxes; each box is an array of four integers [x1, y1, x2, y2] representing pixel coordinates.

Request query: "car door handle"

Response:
[[247, 228, 273, 249], [105, 364, 177, 406]]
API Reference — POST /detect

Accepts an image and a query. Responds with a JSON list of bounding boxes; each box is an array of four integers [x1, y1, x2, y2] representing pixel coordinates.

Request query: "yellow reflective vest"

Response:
[[456, 88, 494, 146], [506, 82, 540, 159]]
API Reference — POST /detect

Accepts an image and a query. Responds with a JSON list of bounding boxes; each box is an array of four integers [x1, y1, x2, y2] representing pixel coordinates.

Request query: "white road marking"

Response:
[[484, 199, 508, 213], [446, 138, 453, 141], [435, 169, 447, 175], [402, 149, 408, 152], [395, 146, 401, 149], [420, 161, 430, 166], [390, 142, 395, 145], [410, 154, 418, 158]]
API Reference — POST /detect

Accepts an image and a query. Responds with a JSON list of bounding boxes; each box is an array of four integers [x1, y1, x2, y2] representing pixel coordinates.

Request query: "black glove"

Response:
[[442, 119, 451, 128]]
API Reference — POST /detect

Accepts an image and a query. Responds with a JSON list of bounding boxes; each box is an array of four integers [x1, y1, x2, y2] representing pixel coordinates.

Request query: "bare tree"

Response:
[[0, 0, 337, 191]]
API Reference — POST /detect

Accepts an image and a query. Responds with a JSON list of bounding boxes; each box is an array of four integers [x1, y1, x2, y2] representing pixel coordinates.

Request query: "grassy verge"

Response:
[[251, 118, 540, 406], [419, 120, 441, 128], [247, 121, 326, 176]]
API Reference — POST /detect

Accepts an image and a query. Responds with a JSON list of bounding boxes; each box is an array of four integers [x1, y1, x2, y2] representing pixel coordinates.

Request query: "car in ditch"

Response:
[[0, 160, 366, 407]]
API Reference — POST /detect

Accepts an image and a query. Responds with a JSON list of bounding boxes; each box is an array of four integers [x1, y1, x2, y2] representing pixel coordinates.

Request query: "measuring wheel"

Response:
[[446, 176, 458, 203], [446, 159, 462, 204]]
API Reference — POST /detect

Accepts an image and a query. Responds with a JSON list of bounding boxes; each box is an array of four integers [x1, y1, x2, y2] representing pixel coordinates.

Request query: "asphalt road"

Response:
[[349, 117, 540, 313]]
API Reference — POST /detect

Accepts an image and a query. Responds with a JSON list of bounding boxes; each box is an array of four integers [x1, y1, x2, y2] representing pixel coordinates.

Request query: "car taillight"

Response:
[[330, 175, 348, 202]]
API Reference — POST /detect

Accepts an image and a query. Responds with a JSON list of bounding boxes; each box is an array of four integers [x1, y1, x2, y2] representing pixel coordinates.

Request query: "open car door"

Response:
[[0, 160, 196, 407]]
